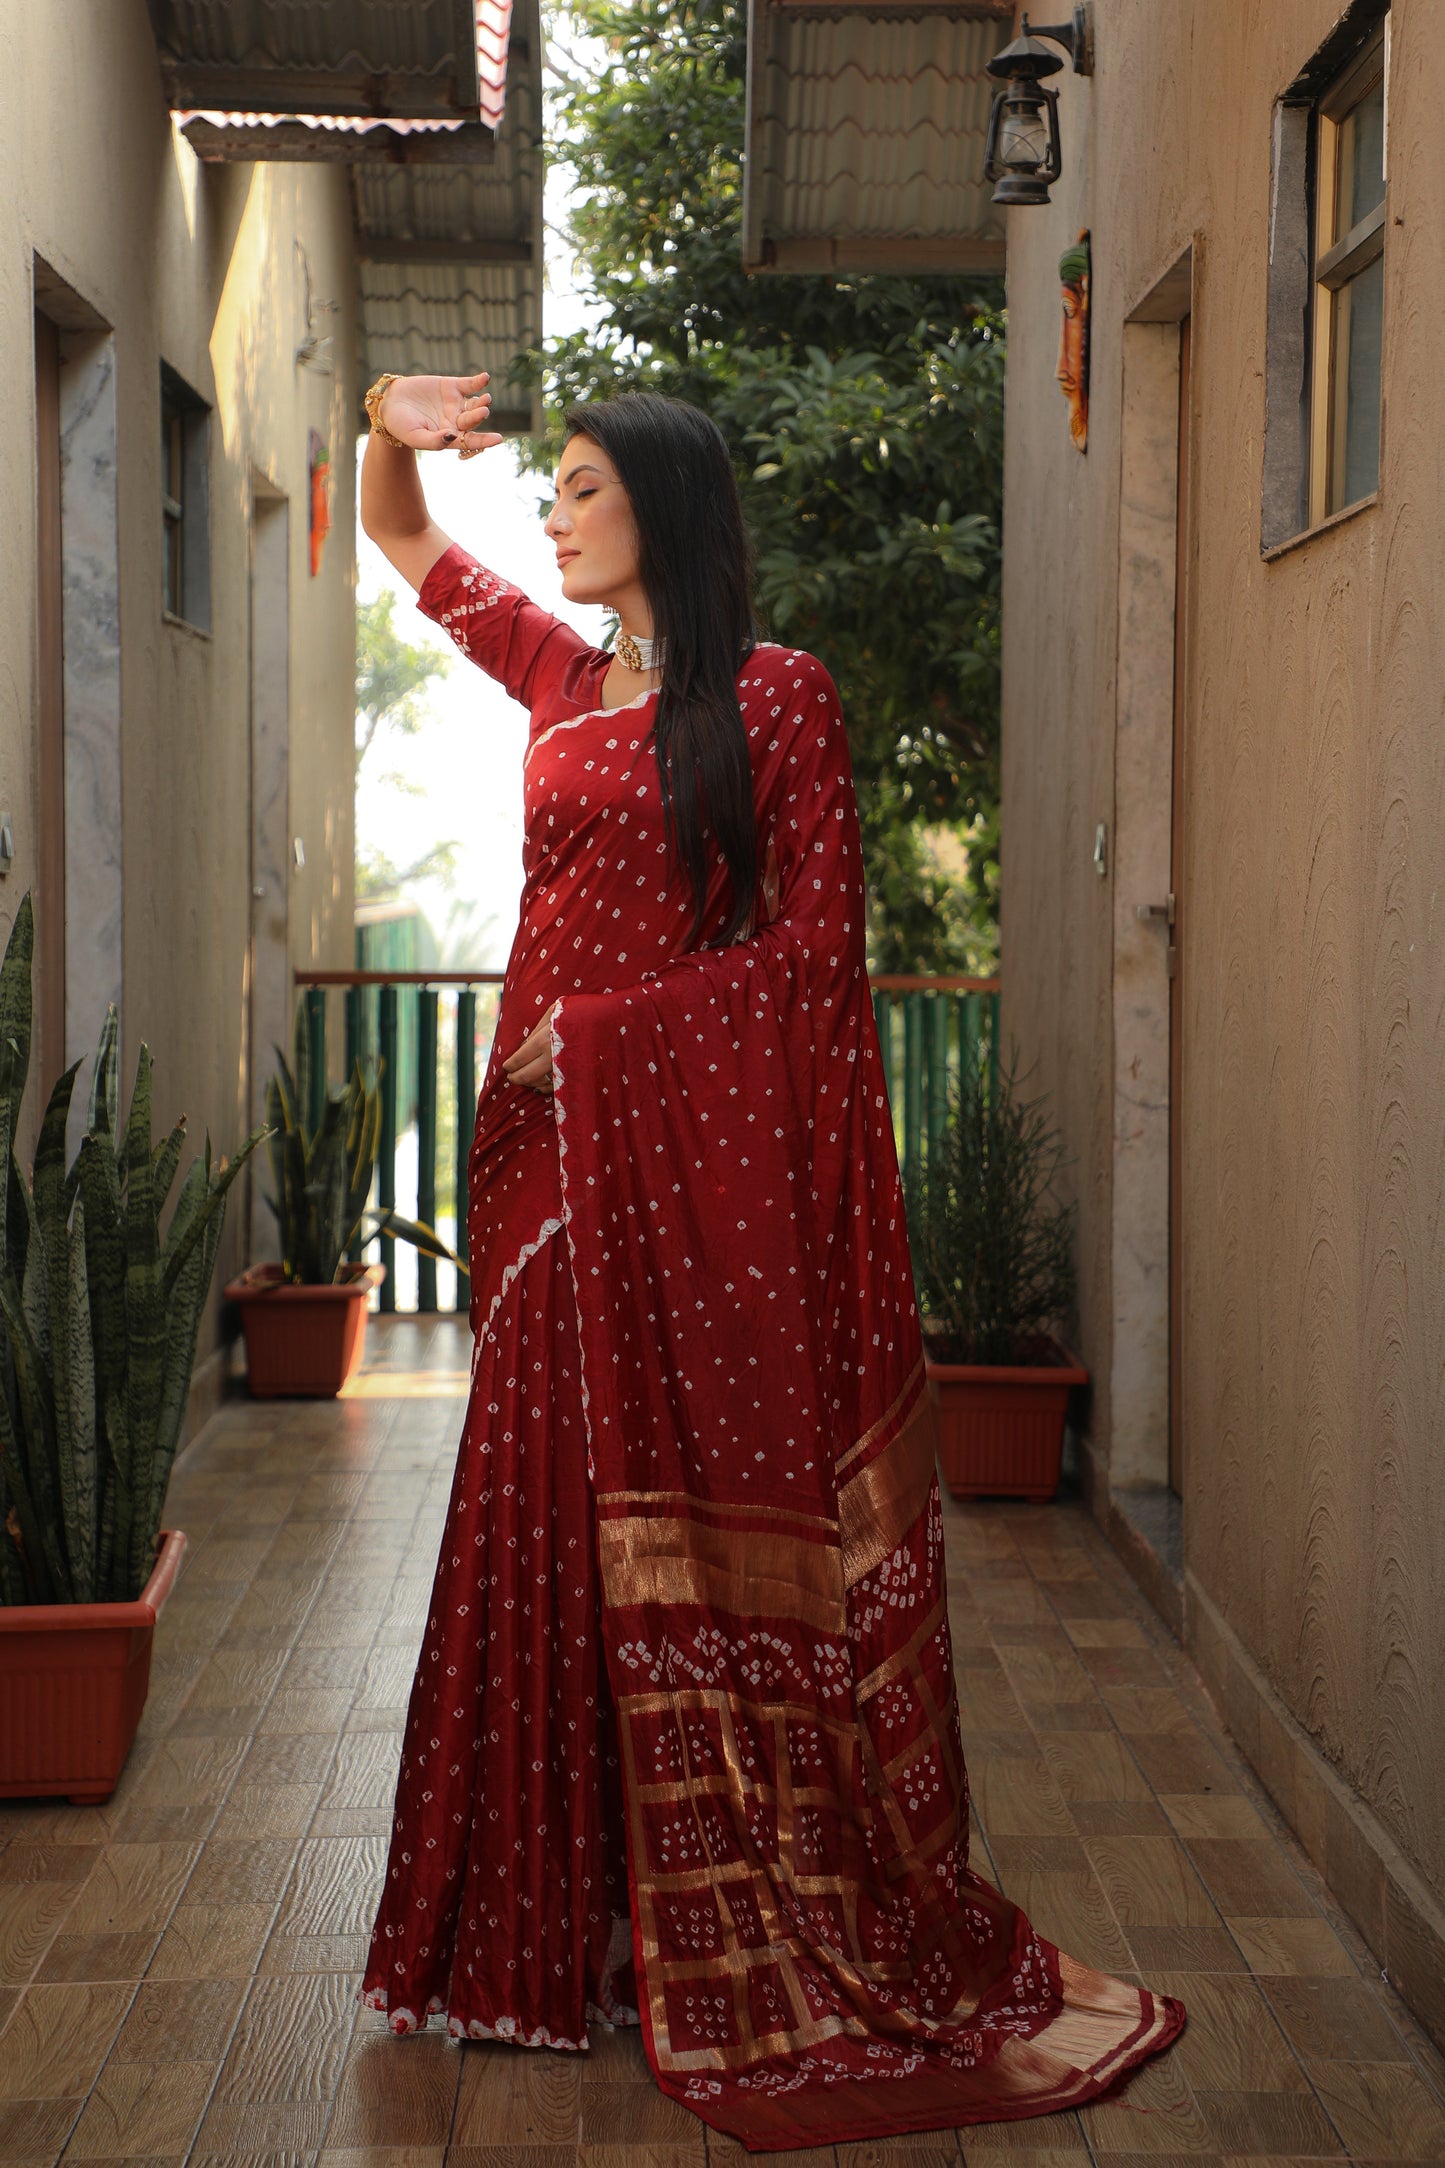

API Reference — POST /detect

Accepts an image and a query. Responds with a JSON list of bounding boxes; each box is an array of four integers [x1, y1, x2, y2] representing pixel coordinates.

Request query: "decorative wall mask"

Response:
[[309, 427, 332, 576], [1057, 230, 1091, 451]]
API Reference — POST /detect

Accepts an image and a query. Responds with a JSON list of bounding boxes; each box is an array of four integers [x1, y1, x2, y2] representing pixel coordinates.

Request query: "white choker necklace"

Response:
[[615, 628, 663, 673]]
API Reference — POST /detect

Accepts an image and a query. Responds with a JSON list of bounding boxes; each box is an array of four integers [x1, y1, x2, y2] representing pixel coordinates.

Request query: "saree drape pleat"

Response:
[[362, 546, 1184, 2146]]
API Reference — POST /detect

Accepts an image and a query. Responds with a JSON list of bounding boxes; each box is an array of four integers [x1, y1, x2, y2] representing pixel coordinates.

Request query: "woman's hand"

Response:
[[503, 1001, 559, 1094], [379, 372, 503, 457]]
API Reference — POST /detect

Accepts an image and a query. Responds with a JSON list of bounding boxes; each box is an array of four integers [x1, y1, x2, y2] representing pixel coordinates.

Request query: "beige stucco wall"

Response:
[[0, 0, 356, 1327], [1001, 0, 1445, 1915]]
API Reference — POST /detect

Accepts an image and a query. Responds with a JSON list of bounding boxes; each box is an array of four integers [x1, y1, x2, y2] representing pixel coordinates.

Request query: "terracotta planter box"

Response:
[[0, 1530, 187, 1804], [925, 1334, 1089, 1503], [225, 1261, 386, 1398]]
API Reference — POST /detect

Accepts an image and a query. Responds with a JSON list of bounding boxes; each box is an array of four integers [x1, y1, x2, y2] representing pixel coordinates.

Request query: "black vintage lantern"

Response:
[[984, 7, 1093, 207]]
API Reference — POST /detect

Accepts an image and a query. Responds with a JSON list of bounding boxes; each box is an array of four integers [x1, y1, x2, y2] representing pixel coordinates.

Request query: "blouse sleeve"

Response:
[[416, 542, 592, 713]]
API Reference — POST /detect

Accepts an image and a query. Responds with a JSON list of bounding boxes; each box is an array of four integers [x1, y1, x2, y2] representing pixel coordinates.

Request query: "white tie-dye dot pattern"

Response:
[[362, 546, 1185, 2141]]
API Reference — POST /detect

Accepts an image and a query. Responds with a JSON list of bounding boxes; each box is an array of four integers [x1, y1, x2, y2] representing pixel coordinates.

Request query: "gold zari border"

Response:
[[837, 1388, 936, 1587], [599, 1516, 845, 1631]]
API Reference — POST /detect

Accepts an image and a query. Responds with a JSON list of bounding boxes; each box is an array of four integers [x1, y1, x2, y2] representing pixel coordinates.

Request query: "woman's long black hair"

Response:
[[562, 393, 757, 948]]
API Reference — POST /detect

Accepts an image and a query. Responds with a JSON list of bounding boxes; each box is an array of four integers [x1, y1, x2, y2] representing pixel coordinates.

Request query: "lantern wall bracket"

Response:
[[1022, 6, 1094, 77], [984, 5, 1093, 205]]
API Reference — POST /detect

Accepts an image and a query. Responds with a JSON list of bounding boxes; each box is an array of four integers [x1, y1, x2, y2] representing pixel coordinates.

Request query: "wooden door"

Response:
[[1168, 314, 1192, 1496]]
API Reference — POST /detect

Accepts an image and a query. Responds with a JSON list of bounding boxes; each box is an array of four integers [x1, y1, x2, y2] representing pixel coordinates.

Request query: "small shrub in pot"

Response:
[[905, 1044, 1086, 1499]]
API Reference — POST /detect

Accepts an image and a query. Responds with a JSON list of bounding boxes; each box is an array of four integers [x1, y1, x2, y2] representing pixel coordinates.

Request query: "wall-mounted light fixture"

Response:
[[984, 6, 1094, 207]]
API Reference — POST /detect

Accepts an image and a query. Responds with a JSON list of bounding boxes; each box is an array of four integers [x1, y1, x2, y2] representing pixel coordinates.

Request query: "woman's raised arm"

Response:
[[359, 371, 503, 593]]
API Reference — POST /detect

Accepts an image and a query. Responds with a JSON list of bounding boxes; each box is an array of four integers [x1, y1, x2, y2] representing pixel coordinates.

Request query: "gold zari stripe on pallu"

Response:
[[598, 1514, 845, 1632], [833, 1355, 926, 1480], [597, 1487, 837, 1536], [837, 1388, 937, 1587]]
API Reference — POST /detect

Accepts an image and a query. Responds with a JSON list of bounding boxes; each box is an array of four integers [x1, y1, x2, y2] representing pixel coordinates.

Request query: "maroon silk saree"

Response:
[[363, 546, 1184, 2148]]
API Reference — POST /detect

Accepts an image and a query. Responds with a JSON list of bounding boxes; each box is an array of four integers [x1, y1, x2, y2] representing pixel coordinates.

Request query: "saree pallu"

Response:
[[363, 549, 1184, 2147], [547, 681, 1182, 2147]]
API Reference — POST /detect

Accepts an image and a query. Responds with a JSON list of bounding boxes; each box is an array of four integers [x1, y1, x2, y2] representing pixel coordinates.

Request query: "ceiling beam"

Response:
[[160, 65, 482, 119], [356, 238, 534, 265], [747, 234, 1006, 275]]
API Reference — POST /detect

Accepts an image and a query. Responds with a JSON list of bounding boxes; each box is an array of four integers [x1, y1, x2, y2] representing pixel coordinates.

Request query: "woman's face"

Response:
[[543, 435, 645, 615]]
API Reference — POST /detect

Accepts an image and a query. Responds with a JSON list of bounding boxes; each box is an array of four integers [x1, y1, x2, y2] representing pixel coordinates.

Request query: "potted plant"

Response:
[[0, 895, 265, 1801], [905, 1042, 1087, 1502], [225, 1003, 466, 1397]]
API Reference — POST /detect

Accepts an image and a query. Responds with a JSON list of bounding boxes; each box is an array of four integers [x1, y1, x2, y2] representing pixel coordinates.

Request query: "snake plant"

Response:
[[0, 894, 267, 1606], [261, 999, 466, 1286]]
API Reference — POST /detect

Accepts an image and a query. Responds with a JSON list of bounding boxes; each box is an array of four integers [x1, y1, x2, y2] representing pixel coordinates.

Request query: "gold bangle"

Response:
[[364, 372, 409, 450]]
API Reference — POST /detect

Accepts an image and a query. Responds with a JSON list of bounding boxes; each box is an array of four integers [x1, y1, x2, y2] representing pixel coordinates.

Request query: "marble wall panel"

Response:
[[58, 327, 122, 1150]]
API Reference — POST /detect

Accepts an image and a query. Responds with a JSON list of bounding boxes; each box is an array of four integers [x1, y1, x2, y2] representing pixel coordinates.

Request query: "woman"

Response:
[[358, 372, 1184, 2148]]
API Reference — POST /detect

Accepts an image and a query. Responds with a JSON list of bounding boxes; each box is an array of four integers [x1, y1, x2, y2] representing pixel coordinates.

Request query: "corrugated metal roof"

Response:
[[152, 0, 486, 119], [171, 1, 512, 150], [353, 2, 542, 428], [178, 112, 496, 162], [352, 147, 534, 247], [474, 0, 511, 129], [161, 0, 543, 424], [357, 262, 539, 420], [743, 5, 1009, 273]]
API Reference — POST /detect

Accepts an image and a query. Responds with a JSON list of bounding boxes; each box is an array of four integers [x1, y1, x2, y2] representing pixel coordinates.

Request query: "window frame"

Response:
[[1306, 25, 1388, 526], [160, 362, 212, 633]]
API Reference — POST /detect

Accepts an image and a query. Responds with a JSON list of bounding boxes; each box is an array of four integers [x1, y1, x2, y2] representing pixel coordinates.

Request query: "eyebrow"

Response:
[[556, 461, 604, 491]]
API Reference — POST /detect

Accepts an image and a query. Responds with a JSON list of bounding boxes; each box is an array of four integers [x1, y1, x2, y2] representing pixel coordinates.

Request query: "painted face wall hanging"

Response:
[[1057, 229, 1091, 452], [309, 426, 332, 577]]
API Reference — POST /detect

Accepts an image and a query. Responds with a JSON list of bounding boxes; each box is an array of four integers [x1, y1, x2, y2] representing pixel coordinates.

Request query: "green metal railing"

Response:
[[298, 970, 505, 1316], [293, 969, 998, 1315], [870, 977, 1000, 1191]]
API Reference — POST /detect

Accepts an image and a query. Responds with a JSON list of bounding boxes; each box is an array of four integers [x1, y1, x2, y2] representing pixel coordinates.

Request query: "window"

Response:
[[1308, 29, 1386, 521], [1260, 2, 1388, 552], [160, 364, 211, 629]]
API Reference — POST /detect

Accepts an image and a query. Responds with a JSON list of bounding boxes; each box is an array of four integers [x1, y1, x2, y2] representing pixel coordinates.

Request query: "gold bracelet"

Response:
[[364, 372, 409, 450]]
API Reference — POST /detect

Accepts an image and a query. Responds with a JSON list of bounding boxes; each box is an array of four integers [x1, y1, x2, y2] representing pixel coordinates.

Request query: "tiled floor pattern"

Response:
[[3, 1316, 1445, 2166]]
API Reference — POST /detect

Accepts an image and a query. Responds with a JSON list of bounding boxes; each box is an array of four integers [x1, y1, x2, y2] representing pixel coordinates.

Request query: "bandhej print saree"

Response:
[[362, 544, 1185, 2149]]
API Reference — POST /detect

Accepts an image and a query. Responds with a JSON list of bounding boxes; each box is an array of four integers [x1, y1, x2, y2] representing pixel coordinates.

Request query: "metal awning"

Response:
[[150, 0, 494, 122], [158, 0, 543, 432], [167, 0, 514, 161], [352, 83, 543, 432], [743, 0, 1012, 275]]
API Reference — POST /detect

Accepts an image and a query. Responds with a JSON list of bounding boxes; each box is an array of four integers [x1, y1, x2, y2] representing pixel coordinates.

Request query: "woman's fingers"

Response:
[[502, 1002, 558, 1091], [503, 1026, 549, 1070], [507, 1053, 554, 1093], [452, 384, 498, 457], [502, 1021, 548, 1073]]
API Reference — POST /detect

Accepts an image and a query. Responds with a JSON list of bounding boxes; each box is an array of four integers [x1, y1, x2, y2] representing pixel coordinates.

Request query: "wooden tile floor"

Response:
[[3, 1316, 1445, 2165]]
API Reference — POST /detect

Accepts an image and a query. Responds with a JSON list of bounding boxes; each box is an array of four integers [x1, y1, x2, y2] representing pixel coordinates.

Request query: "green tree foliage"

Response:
[[528, 0, 1004, 969], [356, 592, 461, 900]]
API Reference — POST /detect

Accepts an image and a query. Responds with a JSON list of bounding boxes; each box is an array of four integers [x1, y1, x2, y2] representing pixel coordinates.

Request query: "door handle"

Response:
[[1134, 893, 1178, 977]]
